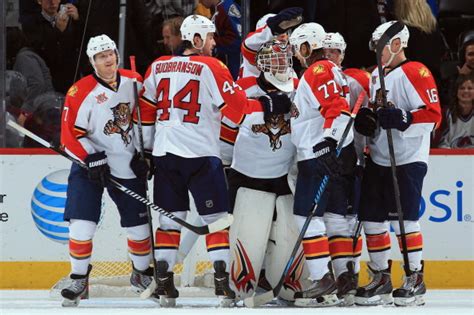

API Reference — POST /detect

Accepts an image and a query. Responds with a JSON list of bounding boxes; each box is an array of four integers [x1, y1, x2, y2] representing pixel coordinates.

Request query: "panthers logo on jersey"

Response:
[[103, 102, 133, 145], [251, 114, 291, 151]]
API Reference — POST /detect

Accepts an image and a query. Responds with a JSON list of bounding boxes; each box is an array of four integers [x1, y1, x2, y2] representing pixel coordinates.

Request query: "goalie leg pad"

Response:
[[266, 195, 312, 302], [229, 187, 276, 300]]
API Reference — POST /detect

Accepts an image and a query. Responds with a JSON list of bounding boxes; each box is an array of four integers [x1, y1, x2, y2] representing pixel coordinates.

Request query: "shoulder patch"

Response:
[[67, 85, 78, 97], [313, 64, 325, 75], [419, 66, 430, 78]]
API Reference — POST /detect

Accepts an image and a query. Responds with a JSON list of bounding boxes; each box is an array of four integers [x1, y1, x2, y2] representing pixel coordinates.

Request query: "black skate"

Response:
[[151, 261, 179, 307], [336, 261, 359, 306], [130, 264, 154, 294], [354, 260, 393, 306], [294, 265, 339, 307], [393, 261, 426, 307], [61, 265, 92, 307], [214, 261, 236, 307]]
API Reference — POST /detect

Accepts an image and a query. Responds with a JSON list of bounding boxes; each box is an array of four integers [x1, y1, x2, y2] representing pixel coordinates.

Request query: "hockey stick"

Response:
[[129, 56, 158, 292], [375, 21, 411, 276], [7, 120, 233, 235], [244, 92, 365, 307]]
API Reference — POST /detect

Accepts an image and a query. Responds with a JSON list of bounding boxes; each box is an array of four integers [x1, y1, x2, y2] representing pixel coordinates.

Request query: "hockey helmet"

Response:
[[86, 34, 118, 60], [289, 23, 326, 58], [256, 40, 294, 92], [256, 13, 276, 30], [369, 21, 409, 52], [180, 14, 216, 49], [323, 32, 347, 53]]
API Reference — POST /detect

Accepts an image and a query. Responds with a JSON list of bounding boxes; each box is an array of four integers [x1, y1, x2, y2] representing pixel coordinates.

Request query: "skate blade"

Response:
[[61, 297, 80, 307], [218, 296, 236, 308], [294, 293, 340, 307], [354, 293, 393, 306], [394, 295, 425, 307], [160, 296, 177, 307], [338, 293, 355, 306]]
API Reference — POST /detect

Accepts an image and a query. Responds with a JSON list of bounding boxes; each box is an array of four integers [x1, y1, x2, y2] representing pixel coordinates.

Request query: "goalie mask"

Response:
[[86, 34, 119, 74], [256, 40, 294, 92]]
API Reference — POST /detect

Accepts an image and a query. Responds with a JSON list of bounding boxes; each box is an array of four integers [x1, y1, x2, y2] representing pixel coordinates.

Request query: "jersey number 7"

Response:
[[156, 79, 201, 124]]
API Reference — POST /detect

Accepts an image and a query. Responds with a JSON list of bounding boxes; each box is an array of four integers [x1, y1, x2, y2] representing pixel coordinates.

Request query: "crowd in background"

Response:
[[4, 0, 474, 149]]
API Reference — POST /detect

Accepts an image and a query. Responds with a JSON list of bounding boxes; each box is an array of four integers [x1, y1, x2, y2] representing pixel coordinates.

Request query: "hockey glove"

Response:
[[259, 91, 292, 121], [312, 138, 342, 178], [378, 107, 413, 131], [130, 150, 155, 180], [354, 107, 378, 137], [267, 7, 304, 35], [85, 151, 110, 187]]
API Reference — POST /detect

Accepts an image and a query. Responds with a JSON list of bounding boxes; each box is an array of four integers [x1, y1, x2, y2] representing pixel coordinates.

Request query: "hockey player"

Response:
[[288, 22, 356, 307], [60, 34, 153, 307], [353, 21, 441, 306], [240, 7, 303, 78], [225, 40, 306, 302], [136, 15, 291, 307], [321, 32, 371, 305]]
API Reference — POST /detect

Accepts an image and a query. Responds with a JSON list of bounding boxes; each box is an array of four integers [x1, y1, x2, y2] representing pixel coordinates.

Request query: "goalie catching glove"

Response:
[[84, 151, 110, 186], [267, 7, 304, 35]]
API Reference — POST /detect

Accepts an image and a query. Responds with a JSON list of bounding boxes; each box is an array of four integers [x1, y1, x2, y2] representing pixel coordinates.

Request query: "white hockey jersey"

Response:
[[138, 55, 262, 159], [368, 61, 441, 166], [61, 69, 142, 179], [438, 110, 474, 148], [227, 76, 298, 178], [291, 59, 353, 162]]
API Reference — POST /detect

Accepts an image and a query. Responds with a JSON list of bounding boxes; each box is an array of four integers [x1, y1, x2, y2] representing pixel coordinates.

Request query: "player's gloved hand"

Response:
[[130, 150, 155, 180], [354, 107, 378, 137], [378, 107, 413, 131], [259, 91, 292, 121], [312, 137, 342, 178], [85, 151, 110, 186], [267, 7, 304, 35]]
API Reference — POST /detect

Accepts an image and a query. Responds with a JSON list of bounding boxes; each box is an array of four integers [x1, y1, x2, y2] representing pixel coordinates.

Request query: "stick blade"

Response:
[[140, 280, 156, 299], [244, 290, 275, 308], [207, 214, 234, 233]]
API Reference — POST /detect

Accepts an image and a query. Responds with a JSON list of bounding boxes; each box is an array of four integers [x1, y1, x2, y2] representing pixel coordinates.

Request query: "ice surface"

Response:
[[0, 290, 473, 315]]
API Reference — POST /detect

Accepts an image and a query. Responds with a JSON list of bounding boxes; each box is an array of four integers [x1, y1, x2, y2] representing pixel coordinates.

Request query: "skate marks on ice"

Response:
[[0, 290, 473, 315]]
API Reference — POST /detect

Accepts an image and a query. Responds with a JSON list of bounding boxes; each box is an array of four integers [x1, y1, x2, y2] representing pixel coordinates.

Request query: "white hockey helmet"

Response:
[[180, 14, 216, 49], [323, 32, 346, 53], [369, 20, 409, 52], [256, 13, 276, 30], [289, 23, 326, 58], [256, 40, 294, 92], [86, 34, 118, 61]]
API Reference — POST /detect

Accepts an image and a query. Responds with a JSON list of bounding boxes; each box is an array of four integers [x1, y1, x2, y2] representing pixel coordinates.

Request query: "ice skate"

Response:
[[294, 268, 339, 307], [336, 261, 358, 306], [214, 261, 236, 307], [130, 264, 154, 294], [393, 261, 426, 307], [61, 265, 92, 307], [354, 260, 393, 306], [151, 261, 179, 307]]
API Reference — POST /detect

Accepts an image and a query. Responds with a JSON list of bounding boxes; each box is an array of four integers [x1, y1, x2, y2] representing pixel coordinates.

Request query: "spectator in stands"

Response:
[[21, 0, 81, 94], [393, 0, 445, 85], [457, 31, 474, 76], [438, 74, 474, 148], [201, 0, 242, 79], [162, 16, 184, 55], [6, 27, 55, 126]]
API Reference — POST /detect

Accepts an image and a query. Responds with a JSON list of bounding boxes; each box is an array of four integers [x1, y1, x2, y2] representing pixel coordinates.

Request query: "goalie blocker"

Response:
[[229, 188, 310, 302]]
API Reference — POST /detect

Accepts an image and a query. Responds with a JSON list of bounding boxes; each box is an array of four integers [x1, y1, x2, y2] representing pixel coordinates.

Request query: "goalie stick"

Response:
[[244, 91, 365, 308], [7, 119, 233, 236], [375, 21, 411, 277], [129, 56, 159, 293]]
